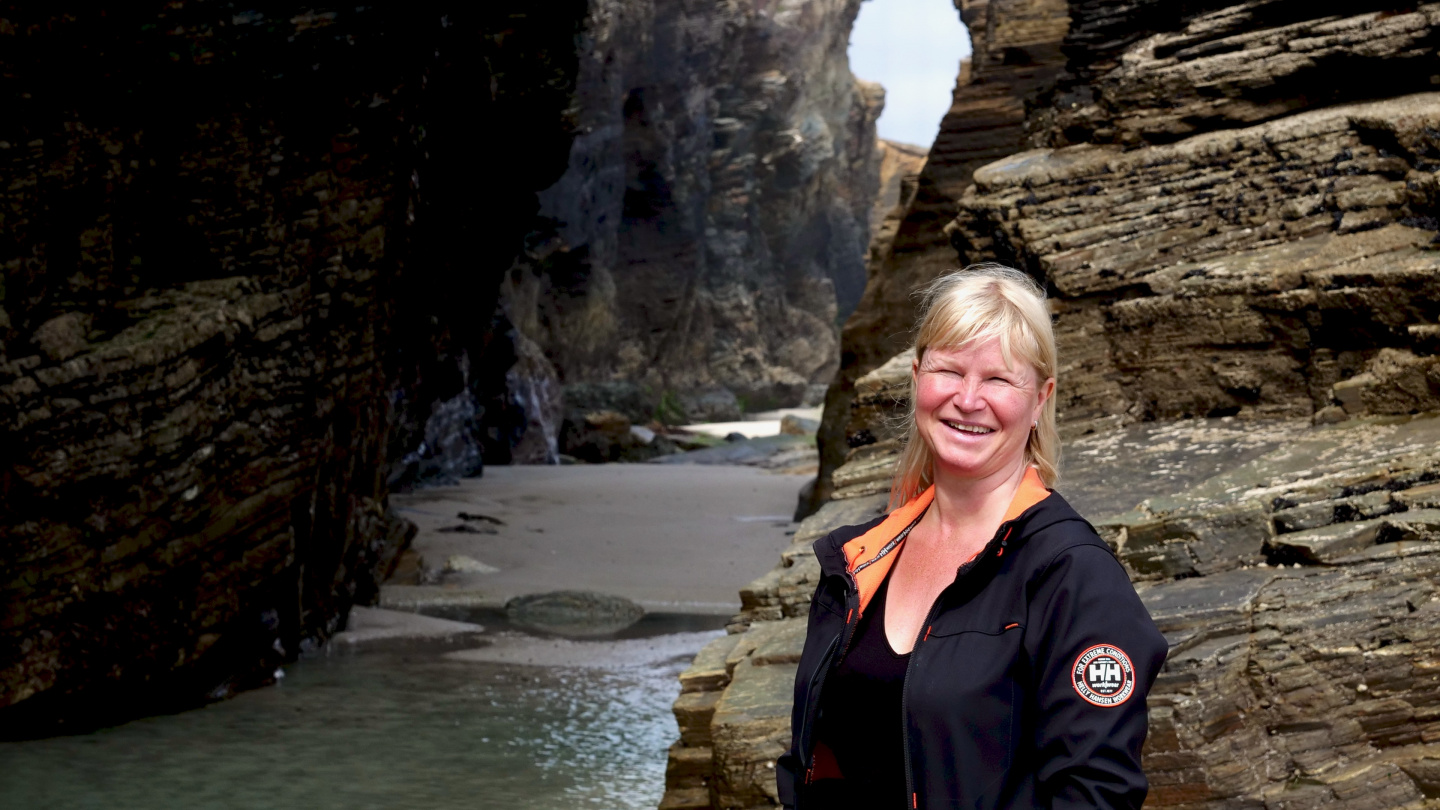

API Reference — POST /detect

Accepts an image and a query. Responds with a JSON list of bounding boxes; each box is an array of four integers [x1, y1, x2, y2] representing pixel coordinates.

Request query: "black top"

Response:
[[813, 565, 911, 809]]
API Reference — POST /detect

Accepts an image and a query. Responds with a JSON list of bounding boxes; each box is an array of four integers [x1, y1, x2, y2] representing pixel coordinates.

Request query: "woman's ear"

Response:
[[1037, 377, 1056, 410]]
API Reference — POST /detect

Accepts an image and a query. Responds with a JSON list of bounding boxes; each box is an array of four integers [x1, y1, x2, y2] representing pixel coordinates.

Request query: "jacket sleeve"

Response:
[[1024, 542, 1169, 810], [776, 576, 825, 810], [777, 718, 801, 809]]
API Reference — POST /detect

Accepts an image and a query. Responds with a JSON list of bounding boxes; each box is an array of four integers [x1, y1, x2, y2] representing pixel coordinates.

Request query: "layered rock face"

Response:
[[1107, 416, 1440, 809], [670, 4, 1440, 809], [0, 4, 585, 733], [959, 95, 1440, 431], [955, 2, 1440, 431], [505, 0, 882, 421]]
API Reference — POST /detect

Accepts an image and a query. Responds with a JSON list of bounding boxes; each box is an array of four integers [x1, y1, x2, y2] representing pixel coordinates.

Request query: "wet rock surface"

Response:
[[505, 591, 646, 639]]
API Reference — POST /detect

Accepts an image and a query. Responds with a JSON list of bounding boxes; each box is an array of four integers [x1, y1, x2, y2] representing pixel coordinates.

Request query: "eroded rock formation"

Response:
[[958, 97, 1440, 431], [505, 0, 883, 422]]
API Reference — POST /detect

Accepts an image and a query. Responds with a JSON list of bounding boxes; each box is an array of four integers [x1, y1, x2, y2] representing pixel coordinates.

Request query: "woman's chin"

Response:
[[932, 446, 1027, 482]]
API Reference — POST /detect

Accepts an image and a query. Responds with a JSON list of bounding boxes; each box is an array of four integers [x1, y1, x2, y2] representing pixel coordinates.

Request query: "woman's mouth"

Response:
[[943, 420, 994, 435]]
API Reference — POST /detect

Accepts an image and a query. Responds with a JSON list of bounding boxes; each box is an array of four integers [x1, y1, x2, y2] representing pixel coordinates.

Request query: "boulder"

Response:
[[504, 590, 645, 638], [778, 414, 819, 435], [560, 409, 678, 463]]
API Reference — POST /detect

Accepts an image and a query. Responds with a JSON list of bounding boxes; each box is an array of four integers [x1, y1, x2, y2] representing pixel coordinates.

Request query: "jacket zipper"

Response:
[[900, 523, 1012, 810]]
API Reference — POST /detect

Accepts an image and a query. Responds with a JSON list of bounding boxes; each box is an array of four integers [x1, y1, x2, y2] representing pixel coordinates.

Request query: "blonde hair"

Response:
[[889, 263, 1060, 508]]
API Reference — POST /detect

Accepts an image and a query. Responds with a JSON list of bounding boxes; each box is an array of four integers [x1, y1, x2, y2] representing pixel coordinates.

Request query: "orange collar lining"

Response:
[[841, 467, 1051, 619]]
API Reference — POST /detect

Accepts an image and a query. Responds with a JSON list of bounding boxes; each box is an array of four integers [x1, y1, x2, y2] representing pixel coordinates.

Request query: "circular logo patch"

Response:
[[1071, 644, 1135, 707]]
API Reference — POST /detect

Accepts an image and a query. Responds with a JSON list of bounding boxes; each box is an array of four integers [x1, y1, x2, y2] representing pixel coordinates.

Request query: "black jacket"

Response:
[[777, 472, 1168, 810]]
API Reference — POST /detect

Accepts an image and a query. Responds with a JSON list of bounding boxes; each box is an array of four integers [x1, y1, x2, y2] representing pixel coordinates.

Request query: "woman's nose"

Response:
[[951, 376, 983, 410]]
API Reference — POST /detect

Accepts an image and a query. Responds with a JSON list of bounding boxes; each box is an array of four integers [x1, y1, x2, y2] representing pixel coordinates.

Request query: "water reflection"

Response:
[[0, 633, 719, 810]]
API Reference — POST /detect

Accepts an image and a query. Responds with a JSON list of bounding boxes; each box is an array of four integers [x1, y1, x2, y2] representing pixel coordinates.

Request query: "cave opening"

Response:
[[847, 0, 973, 151]]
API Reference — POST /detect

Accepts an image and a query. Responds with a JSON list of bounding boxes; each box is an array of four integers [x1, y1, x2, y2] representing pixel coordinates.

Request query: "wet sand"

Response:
[[389, 464, 807, 614]]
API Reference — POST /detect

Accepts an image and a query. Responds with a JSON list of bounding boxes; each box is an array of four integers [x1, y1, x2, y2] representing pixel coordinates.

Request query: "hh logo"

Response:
[[1072, 645, 1135, 707], [1089, 661, 1122, 685]]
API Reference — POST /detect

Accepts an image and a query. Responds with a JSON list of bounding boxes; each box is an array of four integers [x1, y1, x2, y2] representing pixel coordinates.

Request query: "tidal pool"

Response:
[[0, 631, 721, 810]]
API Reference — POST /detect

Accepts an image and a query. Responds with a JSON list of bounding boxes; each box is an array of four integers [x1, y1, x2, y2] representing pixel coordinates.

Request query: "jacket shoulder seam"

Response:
[[1030, 523, 1121, 576]]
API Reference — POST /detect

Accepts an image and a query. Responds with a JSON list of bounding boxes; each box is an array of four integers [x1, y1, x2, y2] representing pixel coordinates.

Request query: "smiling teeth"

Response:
[[945, 421, 993, 434]]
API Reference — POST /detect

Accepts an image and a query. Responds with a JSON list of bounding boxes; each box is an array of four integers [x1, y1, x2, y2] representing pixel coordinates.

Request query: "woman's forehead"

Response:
[[920, 338, 1033, 370]]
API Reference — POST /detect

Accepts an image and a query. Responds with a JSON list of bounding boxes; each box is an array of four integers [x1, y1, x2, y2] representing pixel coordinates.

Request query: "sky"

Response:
[[847, 0, 973, 149]]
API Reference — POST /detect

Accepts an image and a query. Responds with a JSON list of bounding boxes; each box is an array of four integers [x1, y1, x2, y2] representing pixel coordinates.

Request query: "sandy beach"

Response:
[[389, 463, 808, 614]]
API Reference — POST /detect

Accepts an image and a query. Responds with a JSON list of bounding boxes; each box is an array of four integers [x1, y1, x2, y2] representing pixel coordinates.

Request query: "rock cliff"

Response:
[[507, 0, 882, 422], [671, 4, 1440, 809], [0, 3, 586, 733]]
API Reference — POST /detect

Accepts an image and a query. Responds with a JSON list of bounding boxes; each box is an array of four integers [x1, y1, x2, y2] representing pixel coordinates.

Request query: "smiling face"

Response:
[[913, 338, 1055, 486]]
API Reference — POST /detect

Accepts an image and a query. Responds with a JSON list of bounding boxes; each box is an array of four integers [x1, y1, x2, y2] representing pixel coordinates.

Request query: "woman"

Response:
[[777, 264, 1167, 810]]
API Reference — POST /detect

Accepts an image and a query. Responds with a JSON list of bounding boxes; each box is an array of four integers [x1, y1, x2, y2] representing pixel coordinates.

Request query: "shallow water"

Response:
[[0, 634, 715, 810]]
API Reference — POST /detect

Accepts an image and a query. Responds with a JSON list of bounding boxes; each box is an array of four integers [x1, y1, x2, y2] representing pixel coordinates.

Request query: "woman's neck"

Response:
[[926, 462, 1029, 540]]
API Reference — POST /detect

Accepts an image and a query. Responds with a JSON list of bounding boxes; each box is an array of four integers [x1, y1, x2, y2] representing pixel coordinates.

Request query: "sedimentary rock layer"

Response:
[[0, 3, 584, 732], [1038, 1, 1440, 148], [958, 94, 1440, 427]]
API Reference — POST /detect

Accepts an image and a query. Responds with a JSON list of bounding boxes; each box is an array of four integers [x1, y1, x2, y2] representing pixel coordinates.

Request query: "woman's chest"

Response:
[[884, 542, 993, 653]]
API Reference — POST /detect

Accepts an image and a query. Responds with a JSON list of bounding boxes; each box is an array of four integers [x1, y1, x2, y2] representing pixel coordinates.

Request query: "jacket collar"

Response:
[[826, 466, 1053, 619]]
